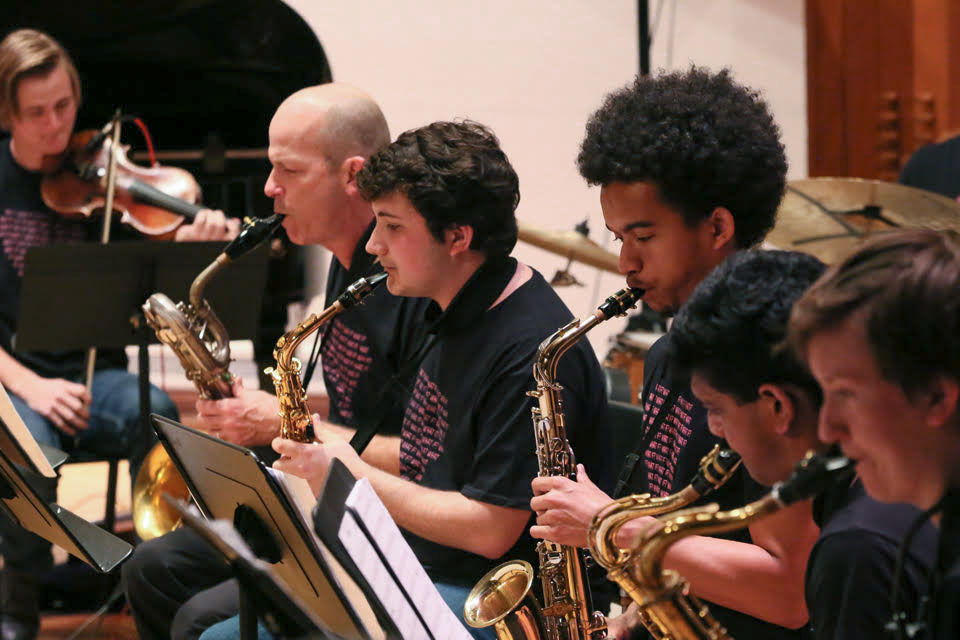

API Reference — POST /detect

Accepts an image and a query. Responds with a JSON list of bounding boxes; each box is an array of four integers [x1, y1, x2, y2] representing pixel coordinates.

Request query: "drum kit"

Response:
[[520, 178, 960, 403]]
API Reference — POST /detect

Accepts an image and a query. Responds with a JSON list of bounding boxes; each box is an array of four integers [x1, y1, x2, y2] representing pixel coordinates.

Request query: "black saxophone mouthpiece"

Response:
[[223, 214, 284, 259], [774, 452, 855, 506], [597, 287, 645, 320]]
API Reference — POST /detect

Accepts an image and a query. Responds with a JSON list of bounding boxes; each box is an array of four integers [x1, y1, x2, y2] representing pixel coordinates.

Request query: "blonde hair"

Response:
[[0, 29, 81, 131]]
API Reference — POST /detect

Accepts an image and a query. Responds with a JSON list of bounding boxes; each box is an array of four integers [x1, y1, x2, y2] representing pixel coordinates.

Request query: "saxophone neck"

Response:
[[588, 446, 740, 570], [634, 451, 854, 585], [188, 214, 284, 309], [273, 271, 388, 368], [189, 253, 230, 309]]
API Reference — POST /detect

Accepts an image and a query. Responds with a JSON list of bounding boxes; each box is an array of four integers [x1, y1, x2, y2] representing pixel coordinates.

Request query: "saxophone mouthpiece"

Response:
[[773, 451, 855, 506], [597, 287, 645, 320], [223, 214, 285, 260]]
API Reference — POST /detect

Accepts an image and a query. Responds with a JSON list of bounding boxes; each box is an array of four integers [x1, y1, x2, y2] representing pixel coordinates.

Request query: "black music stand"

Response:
[[151, 414, 388, 640], [165, 495, 345, 640], [15, 241, 269, 432], [0, 383, 132, 573]]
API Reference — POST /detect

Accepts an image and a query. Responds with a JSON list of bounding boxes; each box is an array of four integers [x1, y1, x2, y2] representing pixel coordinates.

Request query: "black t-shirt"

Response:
[[0, 138, 127, 379], [320, 222, 430, 434], [398, 257, 612, 586], [619, 333, 805, 639], [928, 488, 960, 639], [805, 478, 936, 640], [898, 135, 960, 200]]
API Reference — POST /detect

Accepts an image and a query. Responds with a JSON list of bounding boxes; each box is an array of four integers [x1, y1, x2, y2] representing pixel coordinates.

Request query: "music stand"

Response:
[[15, 241, 269, 430], [0, 382, 131, 573], [151, 414, 388, 640], [165, 495, 347, 640]]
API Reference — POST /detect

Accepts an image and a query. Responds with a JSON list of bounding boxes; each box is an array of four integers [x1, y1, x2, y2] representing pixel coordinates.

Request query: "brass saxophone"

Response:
[[134, 215, 284, 540], [265, 271, 388, 442], [588, 445, 742, 572], [143, 214, 284, 398], [588, 452, 854, 640], [463, 287, 643, 640]]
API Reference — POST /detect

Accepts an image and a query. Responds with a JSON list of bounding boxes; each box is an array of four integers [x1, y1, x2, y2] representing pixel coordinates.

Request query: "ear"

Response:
[[921, 376, 960, 430], [758, 383, 795, 436], [707, 207, 736, 251], [444, 224, 474, 256], [340, 156, 366, 196]]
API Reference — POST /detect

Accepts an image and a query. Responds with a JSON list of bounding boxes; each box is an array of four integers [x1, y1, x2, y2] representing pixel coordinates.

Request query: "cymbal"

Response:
[[517, 222, 620, 274], [766, 178, 960, 264]]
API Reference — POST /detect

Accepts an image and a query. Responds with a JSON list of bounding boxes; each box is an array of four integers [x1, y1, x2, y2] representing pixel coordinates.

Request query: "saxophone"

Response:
[[588, 452, 854, 640], [265, 271, 388, 442], [588, 445, 742, 572], [463, 287, 643, 640], [142, 214, 284, 398], [133, 214, 284, 540]]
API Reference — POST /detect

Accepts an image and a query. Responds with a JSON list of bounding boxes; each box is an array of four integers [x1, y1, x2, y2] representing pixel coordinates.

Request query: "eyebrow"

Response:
[[606, 220, 654, 233], [375, 210, 400, 219]]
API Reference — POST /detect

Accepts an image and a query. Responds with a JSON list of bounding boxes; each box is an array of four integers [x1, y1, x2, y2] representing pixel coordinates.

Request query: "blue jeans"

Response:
[[197, 581, 494, 640], [0, 368, 178, 571]]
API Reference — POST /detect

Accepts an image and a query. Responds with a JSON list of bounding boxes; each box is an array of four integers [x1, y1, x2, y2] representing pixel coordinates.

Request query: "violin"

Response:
[[40, 129, 205, 238]]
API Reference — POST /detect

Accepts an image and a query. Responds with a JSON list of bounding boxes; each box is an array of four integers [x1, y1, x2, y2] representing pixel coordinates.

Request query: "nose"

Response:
[[618, 244, 639, 276], [366, 222, 385, 256], [817, 399, 846, 445], [264, 171, 280, 198]]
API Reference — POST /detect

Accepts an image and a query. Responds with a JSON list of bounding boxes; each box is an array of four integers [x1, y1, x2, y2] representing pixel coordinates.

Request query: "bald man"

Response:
[[122, 84, 430, 640]]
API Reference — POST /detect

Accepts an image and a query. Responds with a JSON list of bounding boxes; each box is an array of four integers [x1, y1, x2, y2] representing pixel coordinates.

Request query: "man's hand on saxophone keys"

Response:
[[194, 378, 281, 447], [529, 464, 612, 548], [271, 416, 367, 497]]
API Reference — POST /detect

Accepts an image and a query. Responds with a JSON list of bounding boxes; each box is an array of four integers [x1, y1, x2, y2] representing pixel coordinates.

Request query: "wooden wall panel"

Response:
[[806, 0, 960, 178]]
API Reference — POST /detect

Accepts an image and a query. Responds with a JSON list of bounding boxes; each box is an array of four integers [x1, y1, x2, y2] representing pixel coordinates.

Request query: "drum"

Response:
[[603, 330, 663, 404]]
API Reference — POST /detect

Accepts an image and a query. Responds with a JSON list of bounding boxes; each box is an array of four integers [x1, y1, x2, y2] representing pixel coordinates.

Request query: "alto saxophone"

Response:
[[135, 214, 284, 540], [464, 287, 643, 640], [265, 271, 388, 442], [588, 452, 854, 640]]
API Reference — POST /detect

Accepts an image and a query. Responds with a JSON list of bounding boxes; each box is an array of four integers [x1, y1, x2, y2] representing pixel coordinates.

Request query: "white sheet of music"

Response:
[[341, 478, 474, 640]]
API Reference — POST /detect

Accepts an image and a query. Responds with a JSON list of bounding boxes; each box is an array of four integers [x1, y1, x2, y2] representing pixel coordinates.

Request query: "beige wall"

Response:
[[284, 0, 806, 356]]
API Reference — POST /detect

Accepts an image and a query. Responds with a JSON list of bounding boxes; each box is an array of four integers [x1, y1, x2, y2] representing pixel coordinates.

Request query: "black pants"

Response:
[[122, 527, 238, 640]]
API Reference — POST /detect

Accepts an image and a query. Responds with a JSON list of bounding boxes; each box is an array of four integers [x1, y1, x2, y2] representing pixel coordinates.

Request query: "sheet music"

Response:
[[267, 468, 386, 640], [343, 478, 474, 640], [0, 382, 55, 477]]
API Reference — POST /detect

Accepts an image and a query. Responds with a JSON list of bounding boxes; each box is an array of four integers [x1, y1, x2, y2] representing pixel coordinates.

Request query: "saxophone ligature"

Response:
[[463, 287, 643, 640], [266, 271, 388, 443], [588, 452, 854, 640], [135, 214, 284, 540]]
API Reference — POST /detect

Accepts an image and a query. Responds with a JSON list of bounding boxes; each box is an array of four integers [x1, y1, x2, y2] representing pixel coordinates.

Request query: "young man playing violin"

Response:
[[0, 28, 235, 640]]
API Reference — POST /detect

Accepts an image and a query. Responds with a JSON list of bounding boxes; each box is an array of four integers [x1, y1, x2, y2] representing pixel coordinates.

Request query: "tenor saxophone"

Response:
[[265, 271, 388, 442], [463, 287, 643, 640], [588, 452, 854, 640], [135, 214, 284, 540]]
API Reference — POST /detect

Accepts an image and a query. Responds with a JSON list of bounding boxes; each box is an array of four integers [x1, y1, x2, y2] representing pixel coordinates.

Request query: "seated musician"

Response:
[[195, 120, 614, 640], [122, 83, 432, 640], [529, 67, 815, 639], [0, 28, 236, 640], [788, 229, 960, 640], [667, 248, 936, 640]]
